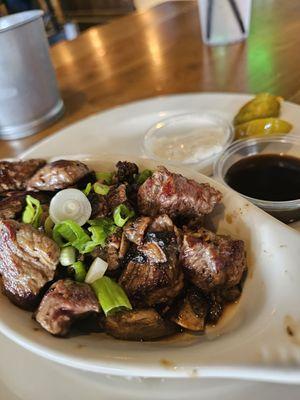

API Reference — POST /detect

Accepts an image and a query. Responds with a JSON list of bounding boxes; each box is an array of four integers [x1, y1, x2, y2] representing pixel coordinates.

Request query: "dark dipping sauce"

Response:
[[225, 154, 300, 201]]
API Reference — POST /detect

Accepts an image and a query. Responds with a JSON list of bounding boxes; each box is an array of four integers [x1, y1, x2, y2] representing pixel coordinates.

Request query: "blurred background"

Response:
[[0, 0, 161, 44]]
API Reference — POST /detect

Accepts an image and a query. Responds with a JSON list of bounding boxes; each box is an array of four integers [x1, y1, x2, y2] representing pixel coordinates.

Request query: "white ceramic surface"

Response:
[[2, 333, 300, 400], [1, 153, 300, 382], [1, 93, 300, 398], [20, 93, 300, 162]]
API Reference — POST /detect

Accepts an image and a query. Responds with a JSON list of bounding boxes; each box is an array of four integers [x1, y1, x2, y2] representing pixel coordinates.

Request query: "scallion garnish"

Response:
[[85, 257, 108, 284], [71, 261, 86, 282], [136, 169, 152, 185], [44, 216, 54, 237], [95, 172, 113, 185], [82, 182, 92, 196], [113, 204, 135, 227], [87, 226, 107, 248], [88, 217, 117, 232], [83, 218, 117, 252], [59, 246, 76, 266], [94, 182, 110, 195], [53, 217, 118, 254], [49, 188, 92, 226], [53, 220, 90, 253], [91, 276, 132, 316], [22, 195, 43, 228]]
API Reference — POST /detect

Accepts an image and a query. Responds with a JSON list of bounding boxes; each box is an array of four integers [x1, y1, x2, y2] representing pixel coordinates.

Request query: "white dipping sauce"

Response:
[[145, 114, 231, 164]]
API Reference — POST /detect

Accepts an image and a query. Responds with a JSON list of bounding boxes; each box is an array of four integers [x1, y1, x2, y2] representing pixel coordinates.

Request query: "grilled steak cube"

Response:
[[0, 220, 60, 309], [119, 231, 184, 306], [0, 195, 24, 220], [116, 161, 138, 184], [104, 308, 177, 340], [35, 279, 99, 336], [0, 159, 46, 193], [180, 229, 246, 292], [27, 160, 90, 191], [138, 166, 222, 218]]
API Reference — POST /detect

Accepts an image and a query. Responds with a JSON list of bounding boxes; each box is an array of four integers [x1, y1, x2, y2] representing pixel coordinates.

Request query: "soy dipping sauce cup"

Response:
[[214, 136, 300, 223]]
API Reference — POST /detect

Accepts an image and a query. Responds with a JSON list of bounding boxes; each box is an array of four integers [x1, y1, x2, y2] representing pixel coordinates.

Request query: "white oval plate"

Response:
[[0, 154, 300, 383]]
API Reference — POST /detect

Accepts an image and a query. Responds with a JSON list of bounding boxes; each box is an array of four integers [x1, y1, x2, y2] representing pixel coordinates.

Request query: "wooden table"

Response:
[[2, 0, 300, 158]]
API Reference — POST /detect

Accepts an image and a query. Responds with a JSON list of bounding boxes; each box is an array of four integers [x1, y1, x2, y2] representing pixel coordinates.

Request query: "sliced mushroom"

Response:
[[123, 216, 151, 245], [119, 232, 129, 259], [138, 241, 167, 264], [171, 289, 208, 332], [149, 214, 174, 232], [104, 308, 177, 340]]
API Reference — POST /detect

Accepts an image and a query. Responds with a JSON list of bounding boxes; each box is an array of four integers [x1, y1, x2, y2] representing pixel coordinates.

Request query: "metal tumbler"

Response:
[[0, 10, 64, 140]]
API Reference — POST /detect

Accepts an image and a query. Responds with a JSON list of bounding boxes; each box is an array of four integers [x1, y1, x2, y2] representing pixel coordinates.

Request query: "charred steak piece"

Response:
[[180, 228, 246, 292], [138, 166, 222, 218], [0, 196, 24, 220], [35, 279, 99, 336], [171, 288, 208, 332], [119, 231, 184, 306], [0, 192, 50, 220], [104, 308, 177, 340], [88, 192, 109, 219], [116, 161, 138, 184], [26, 160, 90, 191], [0, 220, 60, 309], [0, 159, 46, 193], [107, 183, 128, 210]]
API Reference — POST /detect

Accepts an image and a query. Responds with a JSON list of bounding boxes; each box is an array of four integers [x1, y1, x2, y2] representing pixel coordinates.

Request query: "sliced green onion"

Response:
[[93, 182, 110, 195], [136, 169, 152, 185], [53, 218, 117, 255], [82, 182, 92, 196], [91, 276, 132, 316], [85, 257, 108, 284], [95, 172, 113, 185], [71, 261, 86, 282], [88, 217, 117, 232], [22, 195, 42, 228], [88, 225, 107, 246], [44, 216, 54, 237], [79, 218, 118, 253], [49, 188, 92, 226], [53, 220, 90, 253], [113, 204, 135, 227], [59, 246, 76, 266]]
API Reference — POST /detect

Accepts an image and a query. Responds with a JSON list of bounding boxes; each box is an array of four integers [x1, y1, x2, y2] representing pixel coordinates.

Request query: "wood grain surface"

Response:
[[2, 0, 300, 158]]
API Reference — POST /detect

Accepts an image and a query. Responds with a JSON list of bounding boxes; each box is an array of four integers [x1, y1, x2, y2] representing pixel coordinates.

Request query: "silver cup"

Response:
[[0, 11, 64, 140]]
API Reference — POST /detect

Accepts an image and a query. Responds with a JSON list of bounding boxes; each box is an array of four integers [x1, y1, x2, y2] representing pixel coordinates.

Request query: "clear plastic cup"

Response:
[[198, 0, 252, 46], [144, 112, 233, 176]]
